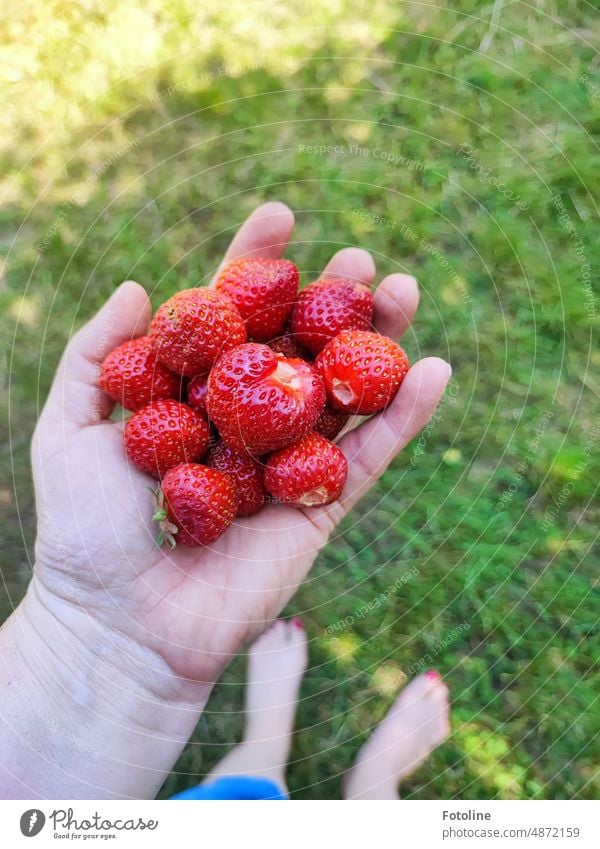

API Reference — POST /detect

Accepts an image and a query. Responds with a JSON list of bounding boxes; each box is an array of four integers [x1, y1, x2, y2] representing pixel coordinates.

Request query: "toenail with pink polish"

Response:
[[426, 669, 441, 680], [291, 617, 304, 629]]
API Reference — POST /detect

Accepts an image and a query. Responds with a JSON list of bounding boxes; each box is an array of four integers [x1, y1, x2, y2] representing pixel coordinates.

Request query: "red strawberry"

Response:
[[153, 463, 237, 547], [124, 399, 210, 478], [315, 330, 409, 415], [99, 335, 180, 412], [290, 277, 374, 355], [186, 373, 209, 417], [208, 441, 266, 517], [315, 405, 349, 441], [264, 432, 347, 506], [207, 343, 325, 454], [150, 288, 246, 376], [268, 331, 311, 361], [215, 258, 299, 342]]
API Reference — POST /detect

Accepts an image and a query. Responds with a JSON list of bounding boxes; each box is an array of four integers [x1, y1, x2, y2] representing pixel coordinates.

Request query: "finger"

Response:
[[324, 357, 452, 523], [211, 201, 295, 283], [41, 281, 151, 430], [373, 273, 419, 340], [320, 246, 376, 284]]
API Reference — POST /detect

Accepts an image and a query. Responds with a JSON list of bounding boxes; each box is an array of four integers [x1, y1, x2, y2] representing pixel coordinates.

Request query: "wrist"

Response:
[[0, 578, 212, 799]]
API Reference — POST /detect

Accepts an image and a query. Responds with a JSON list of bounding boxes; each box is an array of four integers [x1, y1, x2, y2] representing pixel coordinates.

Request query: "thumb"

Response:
[[40, 281, 151, 430]]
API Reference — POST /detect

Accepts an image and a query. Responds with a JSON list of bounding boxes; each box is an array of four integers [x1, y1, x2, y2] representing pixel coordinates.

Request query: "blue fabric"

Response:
[[170, 775, 287, 800]]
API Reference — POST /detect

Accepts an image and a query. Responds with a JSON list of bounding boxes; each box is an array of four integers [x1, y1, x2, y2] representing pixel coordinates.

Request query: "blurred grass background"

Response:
[[0, 0, 598, 799]]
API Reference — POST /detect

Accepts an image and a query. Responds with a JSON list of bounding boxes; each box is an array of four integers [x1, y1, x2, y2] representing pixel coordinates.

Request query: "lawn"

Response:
[[0, 1, 598, 799]]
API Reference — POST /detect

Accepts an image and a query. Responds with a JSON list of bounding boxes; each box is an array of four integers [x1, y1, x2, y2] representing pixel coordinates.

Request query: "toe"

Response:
[[288, 617, 305, 641], [286, 618, 309, 665], [397, 672, 433, 704], [251, 618, 286, 652]]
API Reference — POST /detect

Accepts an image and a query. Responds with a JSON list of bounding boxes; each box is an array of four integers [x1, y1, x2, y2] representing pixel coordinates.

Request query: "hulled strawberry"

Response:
[[99, 335, 180, 412], [215, 258, 299, 342], [315, 330, 409, 415], [186, 373, 209, 418], [290, 277, 374, 355], [264, 432, 347, 506], [124, 399, 210, 478], [315, 405, 349, 441], [153, 463, 237, 547], [150, 288, 246, 376], [207, 343, 325, 454], [208, 441, 266, 517]]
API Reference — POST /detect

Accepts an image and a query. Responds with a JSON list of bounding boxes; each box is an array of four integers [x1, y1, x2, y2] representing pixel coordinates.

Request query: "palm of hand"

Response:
[[35, 418, 326, 684], [32, 203, 449, 691]]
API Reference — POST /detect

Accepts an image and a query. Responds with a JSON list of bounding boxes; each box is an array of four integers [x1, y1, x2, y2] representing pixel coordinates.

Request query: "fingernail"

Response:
[[426, 669, 441, 681], [291, 617, 304, 629]]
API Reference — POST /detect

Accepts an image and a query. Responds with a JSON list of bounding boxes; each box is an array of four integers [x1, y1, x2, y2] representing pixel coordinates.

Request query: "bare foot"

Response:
[[245, 617, 308, 739], [344, 671, 450, 800], [206, 618, 308, 791]]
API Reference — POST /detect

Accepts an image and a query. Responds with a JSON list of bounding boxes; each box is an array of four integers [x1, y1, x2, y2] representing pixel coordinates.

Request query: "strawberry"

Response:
[[290, 277, 374, 355], [186, 373, 209, 417], [268, 330, 311, 361], [124, 399, 210, 478], [315, 330, 409, 415], [315, 405, 349, 441], [153, 463, 237, 547], [99, 335, 180, 412], [150, 288, 246, 376], [208, 441, 266, 517], [207, 343, 325, 455], [264, 432, 347, 506], [215, 258, 299, 342]]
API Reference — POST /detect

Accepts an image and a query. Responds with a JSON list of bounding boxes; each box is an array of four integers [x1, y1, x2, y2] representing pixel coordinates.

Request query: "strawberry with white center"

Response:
[[207, 343, 325, 455], [315, 330, 410, 415], [265, 432, 348, 507]]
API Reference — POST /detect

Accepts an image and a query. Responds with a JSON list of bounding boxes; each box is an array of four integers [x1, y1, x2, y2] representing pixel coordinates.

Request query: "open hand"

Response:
[[32, 202, 451, 697]]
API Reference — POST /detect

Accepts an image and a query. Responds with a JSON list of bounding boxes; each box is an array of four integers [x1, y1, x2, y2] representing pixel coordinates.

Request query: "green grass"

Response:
[[1, 1, 598, 799]]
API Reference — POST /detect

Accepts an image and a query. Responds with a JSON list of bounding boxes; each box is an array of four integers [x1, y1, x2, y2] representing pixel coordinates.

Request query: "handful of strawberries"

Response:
[[99, 258, 410, 548]]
